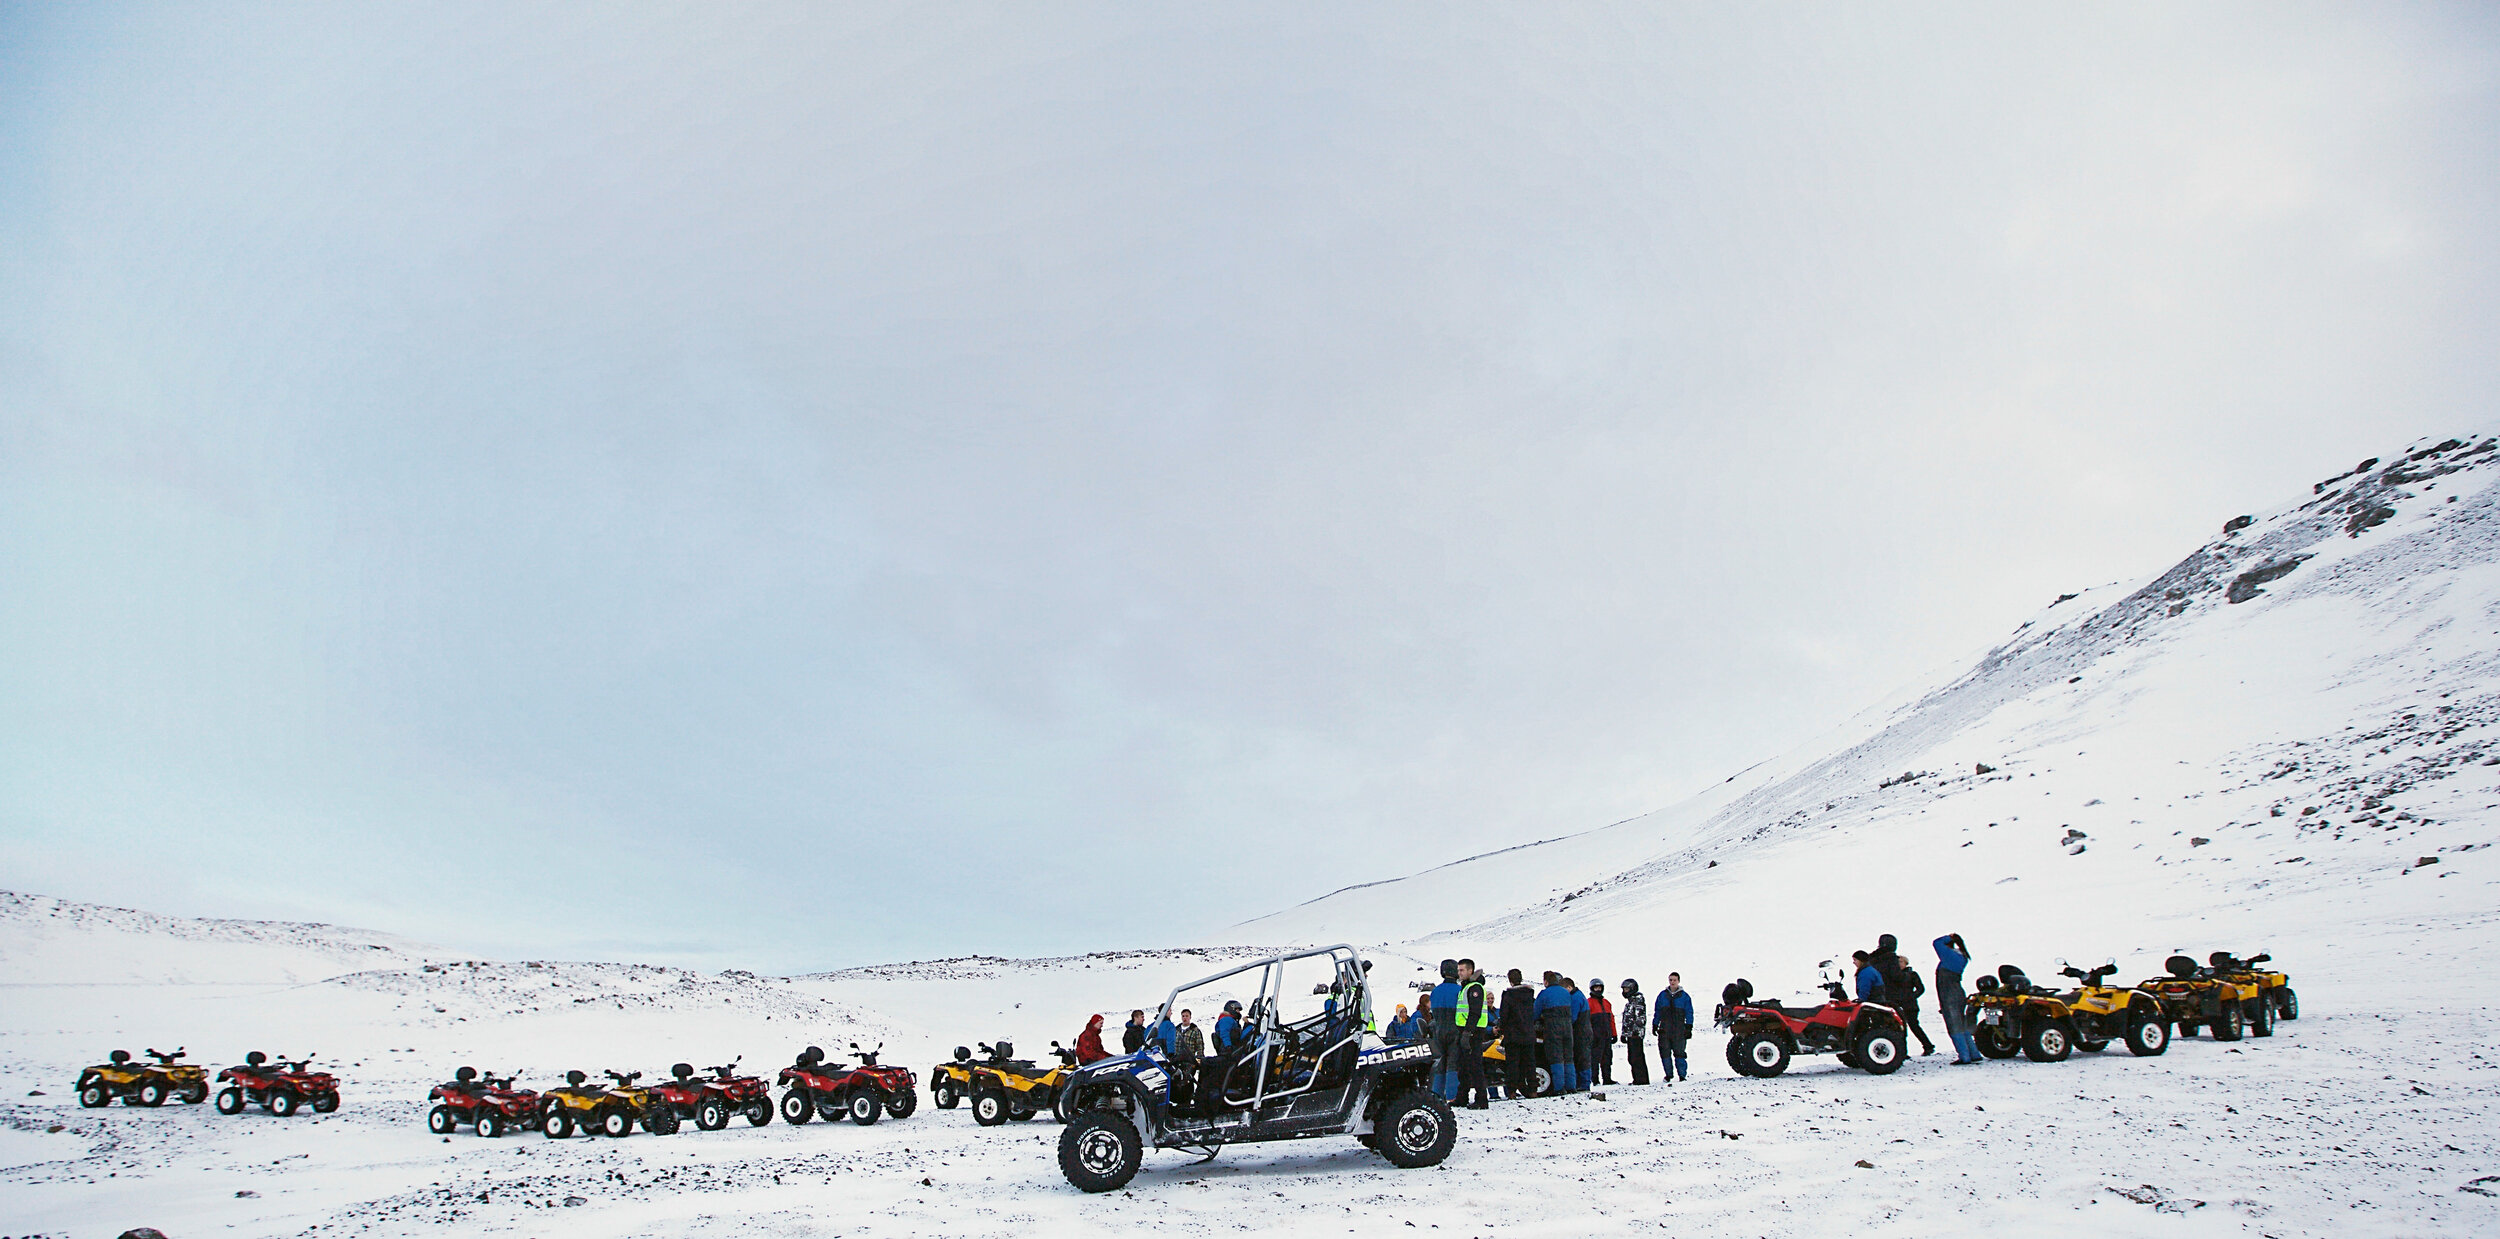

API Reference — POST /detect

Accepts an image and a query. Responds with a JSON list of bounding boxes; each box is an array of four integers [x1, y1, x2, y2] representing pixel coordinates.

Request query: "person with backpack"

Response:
[[1617, 979, 1651, 1085], [1652, 973, 1694, 1083], [1586, 978, 1617, 1085], [1498, 968, 1538, 1098]]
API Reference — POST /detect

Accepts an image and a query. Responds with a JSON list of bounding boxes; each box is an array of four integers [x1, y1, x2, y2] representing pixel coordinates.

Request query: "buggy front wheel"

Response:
[[744, 1098, 773, 1126], [215, 1088, 245, 1115], [1374, 1089, 1457, 1168], [2124, 1014, 2170, 1057], [2277, 989, 2299, 1020], [885, 1086, 917, 1120], [846, 1087, 883, 1125], [2023, 1019, 2072, 1063], [1975, 1025, 2020, 1059], [1059, 1110, 1143, 1193], [973, 1089, 1009, 1126], [781, 1090, 815, 1124], [2246, 997, 2275, 1038]]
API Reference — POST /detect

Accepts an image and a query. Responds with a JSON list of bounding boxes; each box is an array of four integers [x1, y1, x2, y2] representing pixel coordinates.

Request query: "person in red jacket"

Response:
[[1587, 978, 1617, 1085], [1074, 1013, 1110, 1065]]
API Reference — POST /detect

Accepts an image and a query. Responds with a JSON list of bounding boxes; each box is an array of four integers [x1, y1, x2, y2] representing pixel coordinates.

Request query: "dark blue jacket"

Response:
[[1535, 984, 1574, 1015], [1149, 1017, 1178, 1054], [1855, 965, 1884, 1002], [1385, 1013, 1419, 1040], [1569, 988, 1589, 1021], [1429, 980, 1461, 1030], [1652, 988, 1694, 1038], [1213, 1013, 1243, 1052]]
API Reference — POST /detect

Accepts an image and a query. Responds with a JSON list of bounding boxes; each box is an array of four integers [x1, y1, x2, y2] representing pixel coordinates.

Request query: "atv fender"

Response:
[[1063, 1072, 1161, 1141]]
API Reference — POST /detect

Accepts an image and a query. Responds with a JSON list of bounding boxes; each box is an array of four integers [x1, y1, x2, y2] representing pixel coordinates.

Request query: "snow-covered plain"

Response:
[[6, 434, 2500, 1238]]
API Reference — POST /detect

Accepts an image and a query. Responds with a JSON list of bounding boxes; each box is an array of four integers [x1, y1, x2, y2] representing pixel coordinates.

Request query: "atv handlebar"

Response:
[[144, 1047, 186, 1063], [604, 1070, 642, 1086]]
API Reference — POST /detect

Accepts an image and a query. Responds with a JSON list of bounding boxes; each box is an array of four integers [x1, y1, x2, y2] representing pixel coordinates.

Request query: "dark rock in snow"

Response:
[[2346, 503, 2397, 537], [2226, 555, 2311, 603], [2223, 514, 2254, 534]]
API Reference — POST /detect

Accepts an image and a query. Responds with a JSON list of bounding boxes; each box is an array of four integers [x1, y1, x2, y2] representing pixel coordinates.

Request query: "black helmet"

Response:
[[455, 1066, 478, 1083], [566, 1069, 587, 1085], [1223, 1000, 1243, 1015], [2167, 955, 2198, 978], [1620, 978, 1638, 994], [672, 1062, 694, 1080], [1439, 958, 1459, 982]]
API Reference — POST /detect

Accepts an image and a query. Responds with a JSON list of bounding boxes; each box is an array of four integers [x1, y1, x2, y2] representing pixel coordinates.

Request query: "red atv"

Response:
[[216, 1051, 341, 1116], [1716, 975, 1908, 1077], [778, 1043, 918, 1126], [426, 1067, 542, 1137], [650, 1060, 775, 1131]]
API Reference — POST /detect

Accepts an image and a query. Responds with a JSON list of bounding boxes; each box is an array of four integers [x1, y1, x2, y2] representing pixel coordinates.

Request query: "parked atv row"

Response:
[[78, 1049, 341, 1117], [1972, 950, 2297, 1063], [427, 1057, 801, 1138], [931, 1041, 1080, 1125]]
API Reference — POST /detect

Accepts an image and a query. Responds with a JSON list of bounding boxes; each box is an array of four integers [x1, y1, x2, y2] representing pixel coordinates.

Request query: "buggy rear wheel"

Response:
[[1733, 1033, 1790, 1077], [542, 1109, 575, 1138], [1853, 1024, 1905, 1075], [2246, 997, 2274, 1038], [136, 1081, 168, 1107], [745, 1098, 773, 1126], [1375, 1088, 1458, 1168], [1059, 1110, 1142, 1193], [2210, 1000, 2244, 1041], [215, 1088, 244, 1115], [601, 1107, 635, 1137], [1530, 1065, 1552, 1096], [781, 1089, 815, 1124], [847, 1087, 883, 1125], [427, 1104, 457, 1134], [1976, 1025, 2020, 1059], [311, 1092, 338, 1114], [2125, 1014, 2170, 1057], [697, 1099, 729, 1131], [79, 1082, 110, 1108], [181, 1082, 208, 1104], [886, 1086, 917, 1120], [2277, 988, 2299, 1020], [2023, 1019, 2072, 1063], [933, 1079, 960, 1109]]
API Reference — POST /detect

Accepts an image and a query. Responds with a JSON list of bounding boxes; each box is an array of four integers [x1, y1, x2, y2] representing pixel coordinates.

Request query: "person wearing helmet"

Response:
[[1617, 979, 1650, 1085]]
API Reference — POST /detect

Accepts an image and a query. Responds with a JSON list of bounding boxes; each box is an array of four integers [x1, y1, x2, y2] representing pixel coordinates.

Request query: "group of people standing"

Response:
[[1385, 960, 1698, 1106], [1851, 931, 1984, 1065]]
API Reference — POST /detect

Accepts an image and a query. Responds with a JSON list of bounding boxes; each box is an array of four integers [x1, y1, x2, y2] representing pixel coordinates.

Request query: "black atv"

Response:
[[1050, 945, 1452, 1192]]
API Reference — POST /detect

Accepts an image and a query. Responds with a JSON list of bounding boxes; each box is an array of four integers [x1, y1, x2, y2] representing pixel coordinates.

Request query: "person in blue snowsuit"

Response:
[[1567, 980, 1592, 1093], [1853, 952, 1885, 1004], [1535, 973, 1577, 1093], [1935, 933, 1980, 1064], [1429, 959, 1465, 1100], [1149, 1010, 1179, 1056], [1652, 973, 1695, 1083]]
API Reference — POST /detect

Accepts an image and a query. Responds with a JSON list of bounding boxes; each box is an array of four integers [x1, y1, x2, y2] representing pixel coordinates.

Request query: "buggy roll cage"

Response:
[[1149, 944, 1373, 1112]]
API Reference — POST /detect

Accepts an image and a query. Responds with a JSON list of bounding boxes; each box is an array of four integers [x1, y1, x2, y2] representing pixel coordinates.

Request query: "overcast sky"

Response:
[[4, 4, 2495, 971]]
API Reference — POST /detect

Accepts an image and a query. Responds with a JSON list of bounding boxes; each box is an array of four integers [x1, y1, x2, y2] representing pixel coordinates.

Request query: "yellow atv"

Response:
[[539, 1070, 679, 1138], [968, 1041, 1077, 1126], [77, 1048, 209, 1108], [1480, 1035, 1550, 1097], [930, 1047, 979, 1111], [2051, 962, 2171, 1056], [1965, 965, 2081, 1061], [2138, 956, 2256, 1041], [2207, 952, 2296, 1033]]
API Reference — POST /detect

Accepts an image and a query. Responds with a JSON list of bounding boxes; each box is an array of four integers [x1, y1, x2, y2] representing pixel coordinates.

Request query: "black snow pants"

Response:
[[1502, 1029, 1535, 1097], [1455, 1030, 1488, 1107], [1624, 1034, 1650, 1085]]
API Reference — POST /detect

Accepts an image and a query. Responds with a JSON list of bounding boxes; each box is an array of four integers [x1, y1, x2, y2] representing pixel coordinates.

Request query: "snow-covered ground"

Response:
[[5, 434, 2500, 1237]]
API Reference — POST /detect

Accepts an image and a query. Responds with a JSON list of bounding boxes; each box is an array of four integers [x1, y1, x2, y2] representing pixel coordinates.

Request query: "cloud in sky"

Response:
[[4, 4, 2496, 970]]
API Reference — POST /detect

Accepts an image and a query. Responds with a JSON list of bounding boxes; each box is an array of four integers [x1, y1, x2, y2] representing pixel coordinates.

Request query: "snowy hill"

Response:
[[1241, 431, 2500, 1001], [4, 434, 2499, 1238]]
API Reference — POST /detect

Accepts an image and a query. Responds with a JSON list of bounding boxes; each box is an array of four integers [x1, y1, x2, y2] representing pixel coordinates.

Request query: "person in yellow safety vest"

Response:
[[1452, 959, 1490, 1110]]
